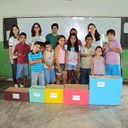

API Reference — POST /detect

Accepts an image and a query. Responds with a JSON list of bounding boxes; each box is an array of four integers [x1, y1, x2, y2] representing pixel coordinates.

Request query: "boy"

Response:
[[46, 23, 59, 49], [28, 41, 45, 86], [103, 29, 122, 76], [13, 32, 30, 87], [80, 34, 94, 84], [43, 41, 56, 84]]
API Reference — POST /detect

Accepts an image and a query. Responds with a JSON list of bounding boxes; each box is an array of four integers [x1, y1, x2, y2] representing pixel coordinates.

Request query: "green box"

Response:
[[29, 85, 45, 103]]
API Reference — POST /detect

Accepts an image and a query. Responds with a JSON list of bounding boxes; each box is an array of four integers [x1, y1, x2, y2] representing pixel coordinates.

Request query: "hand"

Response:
[[10, 59, 14, 64], [103, 43, 108, 49], [108, 44, 113, 50], [58, 68, 62, 73], [76, 66, 80, 72]]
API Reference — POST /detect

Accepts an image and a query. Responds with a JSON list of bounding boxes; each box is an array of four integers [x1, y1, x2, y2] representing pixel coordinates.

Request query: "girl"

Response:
[[66, 33, 80, 84], [29, 23, 45, 50], [87, 23, 101, 48], [43, 41, 56, 84], [8, 25, 20, 88], [91, 46, 105, 76], [54, 35, 67, 85]]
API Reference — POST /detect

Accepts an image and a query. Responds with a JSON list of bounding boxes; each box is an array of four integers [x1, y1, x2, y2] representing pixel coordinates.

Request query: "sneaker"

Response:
[[14, 84, 18, 88], [20, 84, 24, 88]]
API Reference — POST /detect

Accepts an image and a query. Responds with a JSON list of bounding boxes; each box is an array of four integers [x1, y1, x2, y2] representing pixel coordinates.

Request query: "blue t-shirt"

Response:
[[28, 51, 44, 72]]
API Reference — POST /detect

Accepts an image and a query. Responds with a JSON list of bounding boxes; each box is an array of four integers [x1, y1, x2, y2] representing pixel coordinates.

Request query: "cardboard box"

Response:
[[44, 85, 64, 104], [29, 85, 45, 103], [64, 84, 89, 105], [4, 87, 29, 102], [89, 76, 123, 105]]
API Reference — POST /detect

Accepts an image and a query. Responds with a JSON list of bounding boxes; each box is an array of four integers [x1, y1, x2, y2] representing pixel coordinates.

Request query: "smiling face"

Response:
[[107, 33, 115, 42], [58, 37, 65, 47], [70, 35, 76, 45], [95, 47, 102, 56], [88, 25, 96, 35], [34, 24, 40, 33], [45, 44, 52, 52], [85, 37, 93, 45], [19, 35, 26, 43], [12, 26, 19, 36], [52, 26, 58, 34]]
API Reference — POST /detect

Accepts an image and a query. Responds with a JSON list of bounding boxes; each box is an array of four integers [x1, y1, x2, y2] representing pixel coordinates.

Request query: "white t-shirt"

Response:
[[92, 36, 102, 48], [29, 35, 45, 50], [9, 36, 19, 59]]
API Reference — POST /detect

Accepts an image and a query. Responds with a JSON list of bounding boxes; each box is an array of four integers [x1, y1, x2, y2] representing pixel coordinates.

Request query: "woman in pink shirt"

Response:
[[54, 35, 67, 85]]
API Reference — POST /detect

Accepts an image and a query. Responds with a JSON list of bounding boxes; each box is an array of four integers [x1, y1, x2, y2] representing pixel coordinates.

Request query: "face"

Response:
[[70, 30, 77, 35], [70, 35, 76, 44], [52, 26, 58, 34], [13, 27, 19, 35], [19, 35, 26, 43], [107, 33, 115, 41], [34, 24, 40, 32], [88, 25, 96, 35], [85, 37, 93, 45], [45, 44, 52, 52], [33, 44, 41, 52], [95, 48, 102, 55], [58, 38, 65, 46]]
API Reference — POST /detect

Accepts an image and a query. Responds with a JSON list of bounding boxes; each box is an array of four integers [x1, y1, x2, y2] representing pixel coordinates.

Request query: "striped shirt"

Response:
[[28, 51, 44, 72]]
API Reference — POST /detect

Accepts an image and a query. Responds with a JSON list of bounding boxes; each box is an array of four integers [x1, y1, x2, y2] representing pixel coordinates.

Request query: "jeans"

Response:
[[79, 68, 91, 84]]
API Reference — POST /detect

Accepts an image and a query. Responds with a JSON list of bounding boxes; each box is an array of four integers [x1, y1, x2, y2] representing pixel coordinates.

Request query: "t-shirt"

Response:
[[8, 36, 19, 59], [80, 45, 94, 69], [14, 42, 30, 64], [28, 51, 44, 72], [105, 40, 122, 65], [29, 35, 45, 50], [46, 33, 59, 49]]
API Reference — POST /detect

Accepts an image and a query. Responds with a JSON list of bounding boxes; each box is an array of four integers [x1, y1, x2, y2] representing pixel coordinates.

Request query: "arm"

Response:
[[90, 58, 94, 75], [64, 50, 68, 71], [43, 51, 50, 69], [9, 47, 13, 64], [29, 59, 42, 65], [76, 51, 80, 71]]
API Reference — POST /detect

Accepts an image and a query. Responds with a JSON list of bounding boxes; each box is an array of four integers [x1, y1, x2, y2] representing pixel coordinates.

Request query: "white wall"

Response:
[[0, 0, 128, 41]]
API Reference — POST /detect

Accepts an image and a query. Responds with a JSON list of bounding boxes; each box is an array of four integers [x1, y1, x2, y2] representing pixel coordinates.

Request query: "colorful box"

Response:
[[64, 84, 89, 105], [29, 85, 45, 103], [44, 85, 64, 104], [89, 76, 123, 105], [4, 87, 29, 102]]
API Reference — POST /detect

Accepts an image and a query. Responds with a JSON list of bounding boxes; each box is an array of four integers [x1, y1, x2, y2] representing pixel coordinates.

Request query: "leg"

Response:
[[56, 75, 61, 84], [23, 64, 29, 87], [44, 68, 50, 84], [112, 64, 121, 76], [63, 71, 67, 85], [79, 68, 86, 84], [106, 64, 112, 75], [74, 70, 79, 84], [39, 70, 45, 86], [50, 69, 56, 84], [31, 72, 38, 86], [67, 70, 72, 84], [13, 58, 17, 84], [86, 69, 91, 84]]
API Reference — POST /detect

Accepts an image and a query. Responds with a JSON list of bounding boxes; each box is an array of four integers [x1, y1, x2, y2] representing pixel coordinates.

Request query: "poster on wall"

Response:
[[3, 17, 128, 48]]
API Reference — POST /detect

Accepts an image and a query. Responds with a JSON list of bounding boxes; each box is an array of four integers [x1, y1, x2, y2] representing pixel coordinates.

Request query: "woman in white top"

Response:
[[29, 23, 45, 50], [87, 23, 102, 48], [8, 25, 20, 87]]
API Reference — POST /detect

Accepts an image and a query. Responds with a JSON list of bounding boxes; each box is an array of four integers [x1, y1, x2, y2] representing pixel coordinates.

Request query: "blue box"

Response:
[[89, 76, 123, 105], [29, 85, 45, 103]]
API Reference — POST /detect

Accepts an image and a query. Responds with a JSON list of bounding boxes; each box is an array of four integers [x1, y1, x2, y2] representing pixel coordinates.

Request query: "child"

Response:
[[54, 35, 67, 85], [8, 25, 20, 88], [80, 34, 94, 84], [103, 29, 122, 76], [46, 23, 59, 49], [91, 46, 105, 75], [66, 33, 80, 84], [13, 32, 30, 87], [43, 41, 56, 84], [28, 41, 45, 86]]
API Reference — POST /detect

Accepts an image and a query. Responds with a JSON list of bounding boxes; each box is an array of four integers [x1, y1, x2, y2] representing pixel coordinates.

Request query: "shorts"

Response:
[[31, 70, 45, 86], [16, 64, 29, 79], [44, 68, 56, 84], [106, 64, 121, 76], [67, 63, 77, 70], [55, 64, 65, 75]]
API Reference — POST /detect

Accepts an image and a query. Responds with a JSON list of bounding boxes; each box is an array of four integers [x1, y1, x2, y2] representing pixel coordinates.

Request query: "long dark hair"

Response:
[[9, 25, 20, 38], [88, 23, 100, 41], [67, 33, 79, 53], [55, 35, 65, 47], [31, 23, 42, 37]]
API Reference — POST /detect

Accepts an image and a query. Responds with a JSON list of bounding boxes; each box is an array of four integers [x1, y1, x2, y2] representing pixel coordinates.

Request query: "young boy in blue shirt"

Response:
[[28, 41, 45, 86]]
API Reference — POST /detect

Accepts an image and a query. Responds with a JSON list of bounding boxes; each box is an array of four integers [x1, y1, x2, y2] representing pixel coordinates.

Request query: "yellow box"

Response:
[[44, 85, 64, 104]]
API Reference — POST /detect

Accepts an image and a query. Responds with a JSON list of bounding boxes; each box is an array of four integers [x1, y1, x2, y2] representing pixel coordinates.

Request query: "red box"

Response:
[[4, 87, 29, 102], [64, 84, 89, 105]]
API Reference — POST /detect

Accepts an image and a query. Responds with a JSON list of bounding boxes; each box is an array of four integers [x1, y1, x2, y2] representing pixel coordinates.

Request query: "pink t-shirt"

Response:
[[58, 45, 65, 64], [106, 40, 122, 65]]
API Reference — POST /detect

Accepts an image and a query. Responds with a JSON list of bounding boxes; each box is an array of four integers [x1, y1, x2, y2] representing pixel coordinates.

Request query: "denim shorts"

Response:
[[44, 68, 56, 84], [67, 64, 77, 70], [31, 70, 45, 86], [16, 64, 29, 79], [55, 64, 65, 75]]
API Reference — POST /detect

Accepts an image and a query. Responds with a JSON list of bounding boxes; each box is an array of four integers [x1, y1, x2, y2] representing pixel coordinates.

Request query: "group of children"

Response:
[[8, 23, 122, 88]]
